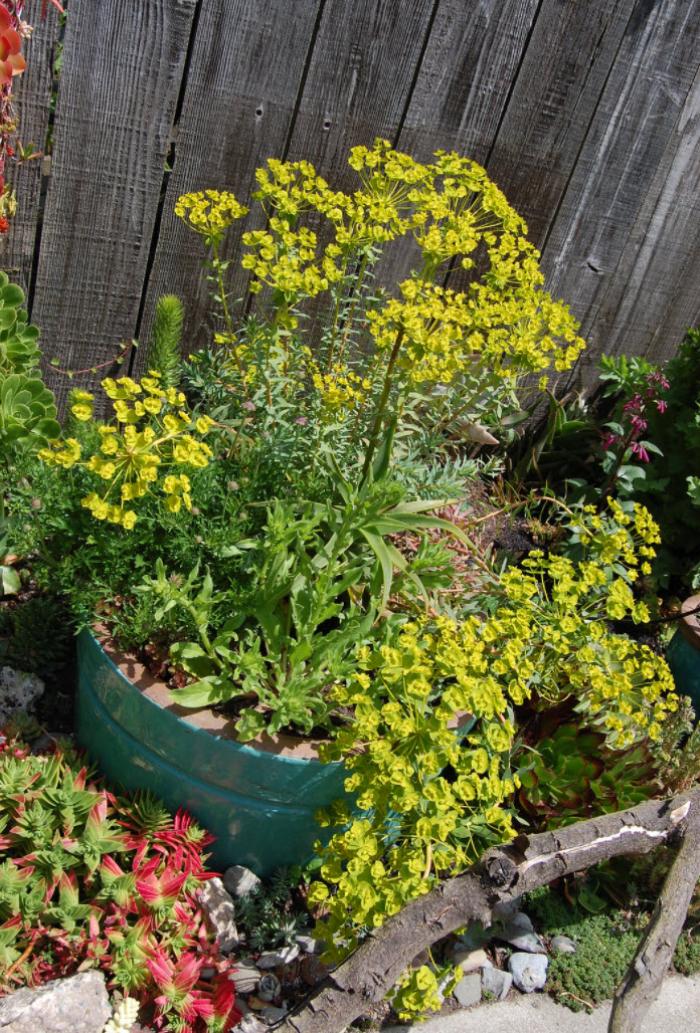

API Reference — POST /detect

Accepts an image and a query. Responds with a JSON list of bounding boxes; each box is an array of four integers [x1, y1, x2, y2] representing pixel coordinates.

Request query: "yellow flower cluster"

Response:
[[174, 189, 248, 245], [367, 275, 583, 386], [309, 616, 518, 959], [310, 362, 371, 413], [176, 140, 587, 409], [492, 500, 676, 748], [39, 373, 214, 529], [310, 501, 677, 970], [241, 217, 344, 303]]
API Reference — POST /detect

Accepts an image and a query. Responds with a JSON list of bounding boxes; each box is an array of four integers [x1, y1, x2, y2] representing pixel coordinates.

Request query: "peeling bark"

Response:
[[277, 790, 700, 1033]]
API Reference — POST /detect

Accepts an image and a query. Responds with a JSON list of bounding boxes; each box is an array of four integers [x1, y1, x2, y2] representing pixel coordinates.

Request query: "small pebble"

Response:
[[231, 964, 262, 994], [261, 1005, 288, 1024], [551, 934, 577, 954], [295, 934, 319, 954], [451, 947, 491, 973], [258, 944, 299, 969]]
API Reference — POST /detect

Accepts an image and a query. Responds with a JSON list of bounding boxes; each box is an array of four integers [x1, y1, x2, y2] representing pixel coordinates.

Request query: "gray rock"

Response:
[[551, 934, 577, 955], [223, 865, 262, 899], [492, 897, 522, 922], [230, 964, 262, 994], [481, 965, 513, 1001], [0, 971, 111, 1032], [453, 972, 482, 1008], [257, 972, 281, 1002], [295, 934, 319, 954], [258, 944, 299, 969], [261, 1005, 288, 1025], [508, 951, 548, 993], [198, 877, 238, 952], [499, 912, 546, 954], [0, 667, 44, 725]]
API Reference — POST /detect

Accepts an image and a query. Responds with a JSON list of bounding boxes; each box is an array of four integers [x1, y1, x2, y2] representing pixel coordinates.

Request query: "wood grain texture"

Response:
[[284, 0, 437, 187], [397, 0, 538, 164], [588, 62, 700, 371], [1, 11, 57, 296], [542, 0, 700, 385], [31, 0, 197, 408], [485, 0, 634, 249], [135, 0, 323, 366]]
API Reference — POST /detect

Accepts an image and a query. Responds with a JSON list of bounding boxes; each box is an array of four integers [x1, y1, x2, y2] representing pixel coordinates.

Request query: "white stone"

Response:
[[0, 971, 111, 1032], [551, 934, 577, 954], [258, 944, 299, 968], [481, 965, 513, 1001], [230, 964, 262, 994], [452, 947, 492, 973], [198, 877, 238, 952]]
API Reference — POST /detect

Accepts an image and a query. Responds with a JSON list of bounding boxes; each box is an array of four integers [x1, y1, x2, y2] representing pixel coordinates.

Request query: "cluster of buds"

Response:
[[601, 369, 669, 463]]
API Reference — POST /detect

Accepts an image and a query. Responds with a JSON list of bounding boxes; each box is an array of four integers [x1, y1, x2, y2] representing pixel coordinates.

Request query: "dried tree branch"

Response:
[[277, 790, 700, 1033], [609, 795, 700, 1033]]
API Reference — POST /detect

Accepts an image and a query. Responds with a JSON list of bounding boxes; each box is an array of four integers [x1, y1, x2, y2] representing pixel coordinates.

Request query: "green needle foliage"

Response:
[[145, 294, 184, 388]]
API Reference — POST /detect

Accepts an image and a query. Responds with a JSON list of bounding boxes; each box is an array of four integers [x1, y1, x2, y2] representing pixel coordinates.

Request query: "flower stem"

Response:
[[361, 328, 404, 481]]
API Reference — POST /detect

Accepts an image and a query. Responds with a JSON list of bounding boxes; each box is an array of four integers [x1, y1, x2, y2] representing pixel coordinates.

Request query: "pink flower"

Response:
[[630, 414, 647, 436], [630, 441, 650, 463], [601, 432, 618, 450], [656, 399, 668, 413]]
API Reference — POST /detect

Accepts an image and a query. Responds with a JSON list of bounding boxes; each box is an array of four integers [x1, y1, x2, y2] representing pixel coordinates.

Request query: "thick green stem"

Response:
[[361, 328, 404, 481]]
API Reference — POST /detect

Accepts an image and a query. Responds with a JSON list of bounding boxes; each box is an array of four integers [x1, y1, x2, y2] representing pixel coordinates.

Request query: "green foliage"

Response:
[[0, 594, 72, 681], [235, 868, 307, 952], [0, 273, 59, 454], [145, 294, 184, 388], [518, 723, 655, 828], [673, 931, 700, 975], [527, 886, 643, 1011]]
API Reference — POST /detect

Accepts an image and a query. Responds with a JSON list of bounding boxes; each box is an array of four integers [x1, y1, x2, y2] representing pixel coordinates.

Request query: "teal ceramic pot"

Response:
[[75, 629, 347, 875], [666, 594, 700, 716]]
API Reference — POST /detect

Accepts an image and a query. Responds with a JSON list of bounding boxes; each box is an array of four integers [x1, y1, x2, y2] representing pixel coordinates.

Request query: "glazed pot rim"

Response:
[[89, 625, 330, 763]]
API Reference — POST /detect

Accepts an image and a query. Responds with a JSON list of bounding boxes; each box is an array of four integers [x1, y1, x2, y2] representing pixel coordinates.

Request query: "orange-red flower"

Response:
[[0, 6, 25, 86]]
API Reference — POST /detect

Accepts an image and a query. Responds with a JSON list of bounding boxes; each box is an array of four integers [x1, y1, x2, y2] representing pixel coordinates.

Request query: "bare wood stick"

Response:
[[278, 790, 700, 1033], [609, 796, 700, 1033]]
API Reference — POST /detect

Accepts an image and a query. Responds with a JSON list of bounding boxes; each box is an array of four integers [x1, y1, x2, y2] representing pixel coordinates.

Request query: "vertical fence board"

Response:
[[4, 0, 699, 387], [136, 0, 324, 363], [396, 0, 538, 164], [31, 0, 197, 407], [485, 0, 634, 249], [592, 64, 700, 365], [542, 0, 700, 384], [2, 11, 57, 296], [283, 0, 438, 186]]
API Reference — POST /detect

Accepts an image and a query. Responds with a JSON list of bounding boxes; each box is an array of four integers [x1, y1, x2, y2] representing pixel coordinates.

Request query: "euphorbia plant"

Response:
[[23, 140, 588, 740]]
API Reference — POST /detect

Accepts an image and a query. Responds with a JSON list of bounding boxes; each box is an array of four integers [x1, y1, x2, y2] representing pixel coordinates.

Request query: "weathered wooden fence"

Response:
[[3, 0, 700, 408]]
